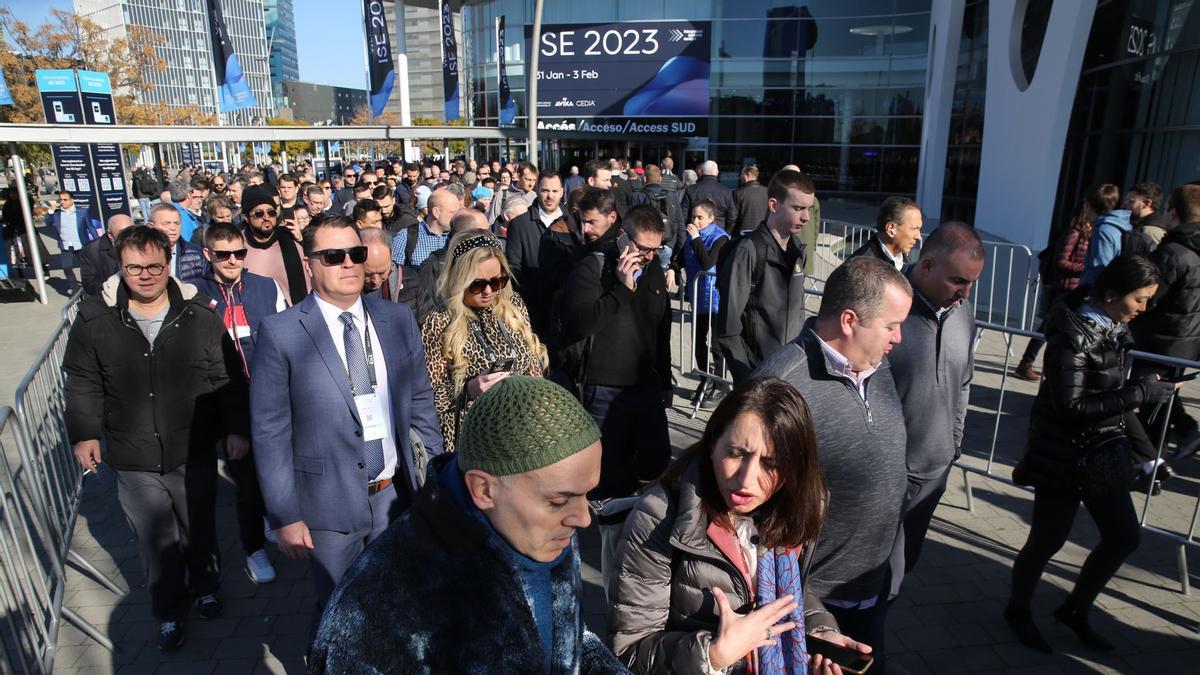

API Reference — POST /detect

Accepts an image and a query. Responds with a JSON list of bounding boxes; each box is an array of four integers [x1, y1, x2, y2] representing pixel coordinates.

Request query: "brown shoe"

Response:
[[1014, 360, 1041, 382]]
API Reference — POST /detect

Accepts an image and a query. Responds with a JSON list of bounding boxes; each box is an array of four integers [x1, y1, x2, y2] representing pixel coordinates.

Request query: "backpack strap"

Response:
[[748, 227, 771, 290], [404, 221, 421, 266]]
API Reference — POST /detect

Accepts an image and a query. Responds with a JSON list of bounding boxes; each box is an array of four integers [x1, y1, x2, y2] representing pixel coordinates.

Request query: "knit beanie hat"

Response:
[[241, 185, 276, 216], [458, 376, 600, 476]]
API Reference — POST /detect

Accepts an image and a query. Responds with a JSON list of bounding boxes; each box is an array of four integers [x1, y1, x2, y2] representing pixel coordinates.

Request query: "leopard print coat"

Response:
[[419, 293, 544, 451]]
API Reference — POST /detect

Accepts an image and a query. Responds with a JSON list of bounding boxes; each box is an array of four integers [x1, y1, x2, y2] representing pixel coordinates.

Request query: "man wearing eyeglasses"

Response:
[[63, 225, 250, 650], [250, 214, 443, 611], [241, 186, 310, 305], [557, 191, 672, 501]]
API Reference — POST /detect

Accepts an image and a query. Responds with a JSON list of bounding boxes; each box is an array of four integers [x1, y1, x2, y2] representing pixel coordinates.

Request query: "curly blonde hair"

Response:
[[436, 230, 548, 393]]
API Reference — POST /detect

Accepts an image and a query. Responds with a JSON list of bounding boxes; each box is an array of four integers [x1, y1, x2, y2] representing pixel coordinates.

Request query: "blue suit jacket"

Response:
[[46, 206, 99, 249], [250, 293, 444, 533]]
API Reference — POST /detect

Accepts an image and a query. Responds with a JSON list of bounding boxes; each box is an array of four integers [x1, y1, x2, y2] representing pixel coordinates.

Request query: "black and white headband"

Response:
[[451, 233, 503, 265]]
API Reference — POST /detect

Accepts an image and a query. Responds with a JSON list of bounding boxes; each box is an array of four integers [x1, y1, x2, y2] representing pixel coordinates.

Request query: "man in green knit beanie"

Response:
[[311, 376, 630, 674]]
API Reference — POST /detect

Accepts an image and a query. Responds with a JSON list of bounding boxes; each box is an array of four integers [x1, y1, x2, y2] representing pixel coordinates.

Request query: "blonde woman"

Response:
[[420, 229, 548, 450]]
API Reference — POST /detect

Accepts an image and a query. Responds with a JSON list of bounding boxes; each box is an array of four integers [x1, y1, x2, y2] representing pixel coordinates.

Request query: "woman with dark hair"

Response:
[[1008, 254, 1177, 653], [609, 377, 868, 674]]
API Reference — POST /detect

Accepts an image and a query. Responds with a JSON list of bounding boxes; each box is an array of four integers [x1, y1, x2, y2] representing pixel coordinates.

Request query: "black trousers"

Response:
[[888, 466, 952, 599], [116, 459, 221, 621], [223, 450, 267, 556], [1009, 487, 1140, 612], [582, 383, 671, 500], [694, 312, 725, 376], [827, 568, 892, 675]]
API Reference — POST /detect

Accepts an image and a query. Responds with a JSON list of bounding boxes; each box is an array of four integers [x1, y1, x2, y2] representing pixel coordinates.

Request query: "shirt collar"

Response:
[[813, 332, 879, 388], [420, 220, 448, 239], [313, 293, 364, 326], [878, 240, 904, 270], [537, 203, 563, 228]]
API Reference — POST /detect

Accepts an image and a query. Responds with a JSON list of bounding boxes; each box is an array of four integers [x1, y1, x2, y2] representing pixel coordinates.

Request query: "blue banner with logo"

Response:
[[439, 0, 459, 121], [363, 0, 395, 117], [0, 68, 12, 106], [497, 16, 515, 126], [206, 0, 258, 112]]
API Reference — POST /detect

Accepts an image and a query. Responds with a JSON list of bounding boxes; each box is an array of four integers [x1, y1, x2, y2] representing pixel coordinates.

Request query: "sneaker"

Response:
[[195, 594, 224, 619], [1014, 360, 1041, 382], [263, 518, 277, 545], [245, 549, 276, 584], [157, 620, 185, 651]]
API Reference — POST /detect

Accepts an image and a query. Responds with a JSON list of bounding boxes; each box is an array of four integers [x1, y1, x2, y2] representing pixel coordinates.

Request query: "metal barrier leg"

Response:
[[61, 606, 115, 652], [962, 466, 975, 513], [1178, 545, 1191, 596], [66, 549, 126, 596]]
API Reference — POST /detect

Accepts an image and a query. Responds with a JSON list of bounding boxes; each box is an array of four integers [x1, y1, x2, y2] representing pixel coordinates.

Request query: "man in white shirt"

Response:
[[46, 190, 98, 289]]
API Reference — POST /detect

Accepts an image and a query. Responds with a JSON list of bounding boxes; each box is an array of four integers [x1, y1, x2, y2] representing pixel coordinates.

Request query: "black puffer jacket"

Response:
[[1132, 222, 1200, 361], [681, 176, 737, 232], [1014, 293, 1174, 491]]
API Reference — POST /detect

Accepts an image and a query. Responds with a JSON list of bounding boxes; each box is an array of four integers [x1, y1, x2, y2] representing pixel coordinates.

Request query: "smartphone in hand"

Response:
[[806, 634, 874, 674]]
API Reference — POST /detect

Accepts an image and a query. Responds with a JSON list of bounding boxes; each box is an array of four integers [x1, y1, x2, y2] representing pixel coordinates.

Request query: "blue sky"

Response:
[[6, 0, 362, 89]]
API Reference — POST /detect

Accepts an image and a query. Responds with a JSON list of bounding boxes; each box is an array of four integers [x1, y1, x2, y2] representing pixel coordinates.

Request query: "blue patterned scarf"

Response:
[[757, 547, 809, 674]]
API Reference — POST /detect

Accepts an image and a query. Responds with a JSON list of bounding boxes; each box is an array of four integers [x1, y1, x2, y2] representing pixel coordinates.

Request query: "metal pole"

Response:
[[443, 141, 450, 170], [8, 148, 48, 304], [527, 0, 545, 167], [153, 143, 166, 194]]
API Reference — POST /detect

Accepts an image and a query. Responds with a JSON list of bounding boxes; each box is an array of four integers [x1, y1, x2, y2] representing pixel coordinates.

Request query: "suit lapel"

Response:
[[363, 296, 404, 401], [298, 295, 359, 421]]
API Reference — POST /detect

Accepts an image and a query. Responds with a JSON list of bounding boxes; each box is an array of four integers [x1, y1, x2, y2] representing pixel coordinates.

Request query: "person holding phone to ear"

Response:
[[420, 229, 547, 452]]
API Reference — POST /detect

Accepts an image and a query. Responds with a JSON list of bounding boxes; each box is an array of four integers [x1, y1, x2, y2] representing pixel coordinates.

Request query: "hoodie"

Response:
[[1081, 209, 1132, 285]]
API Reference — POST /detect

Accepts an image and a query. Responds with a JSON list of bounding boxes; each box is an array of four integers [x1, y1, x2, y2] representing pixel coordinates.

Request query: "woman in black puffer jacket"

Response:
[[1007, 255, 1176, 654]]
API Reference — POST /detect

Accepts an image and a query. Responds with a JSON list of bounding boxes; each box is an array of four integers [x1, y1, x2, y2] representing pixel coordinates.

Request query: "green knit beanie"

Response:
[[458, 376, 600, 476]]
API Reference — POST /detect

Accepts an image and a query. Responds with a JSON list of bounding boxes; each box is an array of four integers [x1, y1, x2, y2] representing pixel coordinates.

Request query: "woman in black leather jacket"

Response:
[[1006, 254, 1176, 653]]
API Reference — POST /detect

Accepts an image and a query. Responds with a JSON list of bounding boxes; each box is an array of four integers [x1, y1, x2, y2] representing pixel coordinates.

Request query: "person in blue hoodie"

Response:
[[1080, 183, 1126, 285], [676, 200, 730, 408]]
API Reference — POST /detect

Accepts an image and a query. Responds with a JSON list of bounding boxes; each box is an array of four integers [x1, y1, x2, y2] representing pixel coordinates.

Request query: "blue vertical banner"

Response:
[[496, 16, 515, 126], [206, 0, 258, 112], [0, 68, 12, 105], [363, 0, 395, 117], [439, 0, 459, 120]]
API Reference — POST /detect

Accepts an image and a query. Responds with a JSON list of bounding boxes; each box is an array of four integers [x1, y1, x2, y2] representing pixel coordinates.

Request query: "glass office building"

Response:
[[461, 1, 932, 201]]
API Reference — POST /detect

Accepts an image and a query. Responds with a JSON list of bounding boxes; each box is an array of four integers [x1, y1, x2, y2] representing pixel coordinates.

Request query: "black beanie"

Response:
[[241, 185, 276, 215]]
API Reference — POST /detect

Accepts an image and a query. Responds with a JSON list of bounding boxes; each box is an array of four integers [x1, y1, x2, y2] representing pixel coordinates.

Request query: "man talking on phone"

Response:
[[556, 189, 672, 501]]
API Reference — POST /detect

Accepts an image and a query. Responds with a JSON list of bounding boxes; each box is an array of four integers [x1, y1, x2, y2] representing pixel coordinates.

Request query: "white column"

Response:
[[915, 0, 964, 224]]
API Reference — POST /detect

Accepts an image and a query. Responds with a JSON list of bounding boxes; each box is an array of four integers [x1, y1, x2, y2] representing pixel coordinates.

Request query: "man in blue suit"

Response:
[[250, 213, 443, 607], [44, 190, 99, 289]]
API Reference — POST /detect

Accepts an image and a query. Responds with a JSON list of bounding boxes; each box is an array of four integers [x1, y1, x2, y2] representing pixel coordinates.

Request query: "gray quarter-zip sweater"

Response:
[[753, 321, 907, 602], [888, 286, 975, 480]]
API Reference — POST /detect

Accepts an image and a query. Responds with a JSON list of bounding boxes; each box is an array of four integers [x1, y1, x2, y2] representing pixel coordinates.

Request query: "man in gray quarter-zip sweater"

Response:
[[886, 223, 984, 602], [753, 255, 912, 673]]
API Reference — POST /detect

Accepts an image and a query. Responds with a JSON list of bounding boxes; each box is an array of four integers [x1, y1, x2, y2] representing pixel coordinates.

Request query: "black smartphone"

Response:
[[616, 232, 634, 253], [806, 634, 874, 674], [1165, 371, 1200, 384], [488, 358, 515, 374]]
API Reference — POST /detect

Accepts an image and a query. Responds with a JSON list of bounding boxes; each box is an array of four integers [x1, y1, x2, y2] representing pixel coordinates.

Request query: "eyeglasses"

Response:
[[249, 208, 277, 219], [343, 173, 356, 179], [123, 263, 167, 277], [629, 241, 665, 255], [209, 248, 248, 262], [310, 246, 368, 266], [467, 274, 509, 294]]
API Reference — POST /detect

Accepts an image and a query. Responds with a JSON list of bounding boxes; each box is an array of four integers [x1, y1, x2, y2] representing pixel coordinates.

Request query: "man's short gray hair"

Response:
[[818, 256, 913, 324], [699, 160, 719, 177], [168, 181, 189, 203]]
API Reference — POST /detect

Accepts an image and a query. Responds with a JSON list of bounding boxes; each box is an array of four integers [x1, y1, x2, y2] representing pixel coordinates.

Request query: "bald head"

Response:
[[359, 227, 394, 292], [782, 164, 801, 173], [106, 214, 133, 240], [450, 208, 491, 234], [428, 188, 461, 233]]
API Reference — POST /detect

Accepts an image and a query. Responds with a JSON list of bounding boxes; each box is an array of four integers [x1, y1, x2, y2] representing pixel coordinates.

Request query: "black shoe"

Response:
[[1132, 472, 1162, 496], [157, 620, 185, 651], [1003, 607, 1053, 654], [195, 593, 224, 619], [1053, 603, 1114, 651]]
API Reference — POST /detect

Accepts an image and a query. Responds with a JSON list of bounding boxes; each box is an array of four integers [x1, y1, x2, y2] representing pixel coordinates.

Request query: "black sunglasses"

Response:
[[209, 248, 248, 262], [467, 274, 509, 294], [310, 246, 368, 266], [249, 208, 277, 219]]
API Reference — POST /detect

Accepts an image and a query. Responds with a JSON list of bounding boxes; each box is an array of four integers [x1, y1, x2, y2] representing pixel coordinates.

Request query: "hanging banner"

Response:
[[36, 70, 101, 228], [363, 0, 395, 117], [0, 68, 12, 106], [76, 70, 131, 221], [496, 16, 515, 126], [36, 69, 84, 125], [77, 70, 117, 125], [439, 0, 459, 121], [205, 0, 258, 112]]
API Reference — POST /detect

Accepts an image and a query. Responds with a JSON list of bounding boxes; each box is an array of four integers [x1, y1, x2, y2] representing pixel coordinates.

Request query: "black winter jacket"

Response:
[[79, 235, 119, 296], [848, 234, 902, 269], [732, 182, 769, 236], [682, 176, 737, 233], [1013, 294, 1174, 491], [506, 205, 584, 339], [63, 277, 250, 473], [1132, 222, 1200, 361]]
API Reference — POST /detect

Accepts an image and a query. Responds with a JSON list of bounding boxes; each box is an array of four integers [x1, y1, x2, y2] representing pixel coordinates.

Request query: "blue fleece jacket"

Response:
[[1081, 210, 1132, 285]]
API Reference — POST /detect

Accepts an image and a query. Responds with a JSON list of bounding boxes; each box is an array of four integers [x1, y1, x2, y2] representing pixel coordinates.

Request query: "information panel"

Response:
[[528, 20, 710, 137], [77, 70, 131, 221]]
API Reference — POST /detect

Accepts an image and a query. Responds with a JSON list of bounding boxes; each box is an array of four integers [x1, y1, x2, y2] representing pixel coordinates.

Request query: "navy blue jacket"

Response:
[[194, 271, 283, 375], [173, 240, 211, 284]]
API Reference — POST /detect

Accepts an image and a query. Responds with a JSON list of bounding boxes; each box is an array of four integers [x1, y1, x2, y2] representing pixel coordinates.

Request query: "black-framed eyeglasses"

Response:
[[209, 248, 248, 262], [467, 274, 509, 294], [630, 242, 664, 255], [249, 208, 277, 219], [123, 263, 166, 277], [310, 246, 368, 266]]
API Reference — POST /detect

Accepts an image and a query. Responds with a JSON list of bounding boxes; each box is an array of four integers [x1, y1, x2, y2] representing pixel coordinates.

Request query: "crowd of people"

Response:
[[54, 151, 1200, 673]]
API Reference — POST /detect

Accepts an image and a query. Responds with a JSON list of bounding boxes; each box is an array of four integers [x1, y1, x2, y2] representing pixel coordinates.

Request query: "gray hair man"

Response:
[[753, 255, 913, 672], [884, 222, 984, 602], [850, 196, 924, 270], [359, 227, 401, 302], [681, 160, 736, 231]]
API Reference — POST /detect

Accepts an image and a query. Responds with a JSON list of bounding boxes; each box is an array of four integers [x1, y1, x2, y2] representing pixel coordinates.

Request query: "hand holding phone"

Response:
[[487, 358, 515, 374], [807, 632, 874, 675]]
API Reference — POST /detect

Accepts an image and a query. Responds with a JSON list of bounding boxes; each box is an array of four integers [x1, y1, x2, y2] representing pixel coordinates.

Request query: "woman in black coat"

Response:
[[1007, 254, 1176, 653]]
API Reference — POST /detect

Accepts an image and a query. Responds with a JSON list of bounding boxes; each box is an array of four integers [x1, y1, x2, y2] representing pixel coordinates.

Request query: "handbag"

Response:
[[1074, 425, 1138, 499]]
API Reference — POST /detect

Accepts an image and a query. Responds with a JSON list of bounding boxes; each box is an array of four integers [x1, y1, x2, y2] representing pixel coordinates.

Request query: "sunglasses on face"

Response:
[[310, 246, 368, 266], [250, 208, 277, 219], [467, 274, 509, 294], [209, 248, 248, 262]]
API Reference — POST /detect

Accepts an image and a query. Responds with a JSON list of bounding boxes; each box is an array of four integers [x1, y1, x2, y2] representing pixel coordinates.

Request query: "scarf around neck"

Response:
[[245, 225, 307, 305], [757, 547, 809, 674]]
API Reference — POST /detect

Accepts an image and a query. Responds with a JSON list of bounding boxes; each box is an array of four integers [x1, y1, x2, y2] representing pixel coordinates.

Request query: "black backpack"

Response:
[[647, 189, 680, 242], [1121, 227, 1157, 258], [715, 226, 770, 304], [550, 251, 608, 396]]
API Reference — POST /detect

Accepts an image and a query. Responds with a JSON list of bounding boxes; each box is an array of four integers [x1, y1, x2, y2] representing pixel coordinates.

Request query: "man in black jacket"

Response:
[[79, 213, 131, 295], [731, 165, 768, 237], [560, 191, 671, 500], [63, 226, 249, 651], [849, 196, 924, 270], [506, 172, 582, 340], [681, 160, 737, 232]]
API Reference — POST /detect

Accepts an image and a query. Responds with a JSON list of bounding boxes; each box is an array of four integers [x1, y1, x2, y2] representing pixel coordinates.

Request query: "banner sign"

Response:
[[0, 68, 12, 106], [527, 20, 710, 137], [439, 0, 459, 120], [535, 117, 707, 138], [206, 0, 258, 112], [363, 0, 395, 116], [496, 16, 515, 125], [36, 69, 84, 125], [90, 144, 131, 221], [37, 70, 101, 226], [77, 70, 117, 125]]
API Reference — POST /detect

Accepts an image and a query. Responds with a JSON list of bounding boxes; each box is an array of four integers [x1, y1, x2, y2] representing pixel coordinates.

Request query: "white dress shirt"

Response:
[[59, 208, 81, 250], [313, 294, 397, 482]]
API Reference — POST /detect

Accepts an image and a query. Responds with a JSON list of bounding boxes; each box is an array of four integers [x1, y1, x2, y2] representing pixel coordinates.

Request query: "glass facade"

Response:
[[1055, 0, 1200, 237], [940, 0, 987, 224], [461, 0, 931, 199], [264, 0, 300, 103]]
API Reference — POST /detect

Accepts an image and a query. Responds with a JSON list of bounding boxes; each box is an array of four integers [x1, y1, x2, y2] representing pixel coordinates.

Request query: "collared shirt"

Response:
[[59, 208, 81, 250], [313, 294, 397, 482], [879, 242, 904, 270], [536, 204, 563, 230], [813, 333, 879, 401], [390, 220, 449, 267]]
